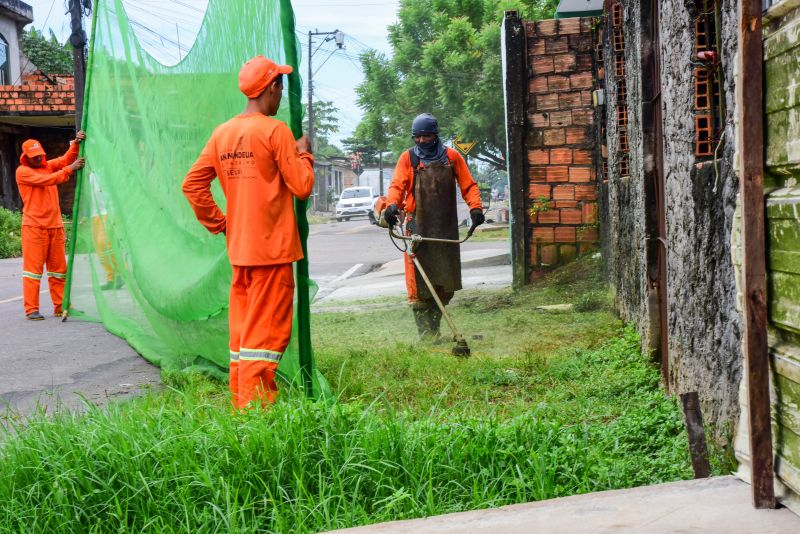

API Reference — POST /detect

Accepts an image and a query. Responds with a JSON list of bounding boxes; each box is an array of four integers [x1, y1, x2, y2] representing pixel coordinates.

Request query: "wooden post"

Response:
[[502, 11, 529, 289], [680, 392, 711, 479], [68, 0, 87, 131], [737, 0, 776, 509]]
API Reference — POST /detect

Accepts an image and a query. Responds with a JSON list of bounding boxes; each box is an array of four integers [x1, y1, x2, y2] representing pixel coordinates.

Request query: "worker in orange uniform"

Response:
[[16, 132, 86, 320], [183, 56, 314, 409], [383, 113, 484, 340]]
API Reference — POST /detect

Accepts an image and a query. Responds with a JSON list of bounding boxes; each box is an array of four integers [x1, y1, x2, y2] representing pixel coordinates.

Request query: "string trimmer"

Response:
[[385, 216, 478, 357]]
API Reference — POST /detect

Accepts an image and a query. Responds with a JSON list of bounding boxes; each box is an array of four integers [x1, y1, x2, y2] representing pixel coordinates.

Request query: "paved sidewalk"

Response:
[[333, 476, 799, 533], [0, 258, 161, 416]]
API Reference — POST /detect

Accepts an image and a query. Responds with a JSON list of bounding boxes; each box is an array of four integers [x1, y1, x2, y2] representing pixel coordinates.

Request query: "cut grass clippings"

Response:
[[0, 255, 731, 532]]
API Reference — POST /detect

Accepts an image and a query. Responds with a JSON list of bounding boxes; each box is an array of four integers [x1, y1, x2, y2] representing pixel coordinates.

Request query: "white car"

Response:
[[335, 187, 376, 221]]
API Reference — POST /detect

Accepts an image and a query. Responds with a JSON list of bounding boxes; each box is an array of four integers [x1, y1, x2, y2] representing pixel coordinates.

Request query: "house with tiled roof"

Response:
[[0, 0, 77, 212]]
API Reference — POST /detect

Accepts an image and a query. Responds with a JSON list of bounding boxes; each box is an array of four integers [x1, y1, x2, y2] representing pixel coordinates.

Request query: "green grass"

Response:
[[460, 225, 509, 241], [0, 255, 734, 532], [0, 208, 22, 259]]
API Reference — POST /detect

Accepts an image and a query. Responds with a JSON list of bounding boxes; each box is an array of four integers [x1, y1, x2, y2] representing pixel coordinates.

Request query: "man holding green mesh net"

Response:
[[183, 56, 314, 410]]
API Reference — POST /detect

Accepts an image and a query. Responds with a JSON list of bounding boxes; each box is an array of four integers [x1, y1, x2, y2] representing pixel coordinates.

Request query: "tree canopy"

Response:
[[352, 0, 558, 169], [307, 100, 345, 160], [22, 28, 73, 75]]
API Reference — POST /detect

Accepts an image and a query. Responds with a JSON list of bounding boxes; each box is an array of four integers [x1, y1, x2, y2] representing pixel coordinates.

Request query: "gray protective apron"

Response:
[[410, 160, 462, 300]]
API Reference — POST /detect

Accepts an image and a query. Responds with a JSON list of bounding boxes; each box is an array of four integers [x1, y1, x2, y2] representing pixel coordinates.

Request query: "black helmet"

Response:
[[411, 113, 439, 136]]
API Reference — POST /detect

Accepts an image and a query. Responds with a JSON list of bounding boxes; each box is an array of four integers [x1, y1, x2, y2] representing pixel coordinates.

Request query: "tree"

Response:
[[22, 28, 73, 75], [353, 0, 558, 170], [306, 100, 345, 160]]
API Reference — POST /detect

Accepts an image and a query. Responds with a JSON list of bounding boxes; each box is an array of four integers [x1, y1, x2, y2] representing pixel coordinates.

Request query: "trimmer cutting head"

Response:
[[452, 338, 471, 357]]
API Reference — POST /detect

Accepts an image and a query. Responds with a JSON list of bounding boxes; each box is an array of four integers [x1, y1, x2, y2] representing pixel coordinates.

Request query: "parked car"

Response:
[[335, 186, 376, 221]]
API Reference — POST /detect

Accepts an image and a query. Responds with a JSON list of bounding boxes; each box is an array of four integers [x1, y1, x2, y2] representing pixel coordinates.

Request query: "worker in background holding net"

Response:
[[183, 56, 314, 410], [16, 132, 86, 320]]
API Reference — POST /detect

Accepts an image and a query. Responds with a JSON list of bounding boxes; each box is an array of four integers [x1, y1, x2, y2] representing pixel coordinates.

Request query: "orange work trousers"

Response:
[[228, 263, 294, 409], [91, 215, 118, 283], [22, 225, 67, 315]]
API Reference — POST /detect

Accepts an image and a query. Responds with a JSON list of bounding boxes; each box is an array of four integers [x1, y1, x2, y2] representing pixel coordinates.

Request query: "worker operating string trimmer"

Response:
[[381, 113, 485, 349]]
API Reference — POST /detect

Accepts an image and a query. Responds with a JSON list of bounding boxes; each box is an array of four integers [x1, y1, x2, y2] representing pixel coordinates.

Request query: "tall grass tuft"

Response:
[[0, 327, 692, 533]]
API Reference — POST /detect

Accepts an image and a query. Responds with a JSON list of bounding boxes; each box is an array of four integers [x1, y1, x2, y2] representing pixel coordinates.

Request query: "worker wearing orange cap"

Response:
[[16, 132, 86, 320], [183, 56, 314, 410]]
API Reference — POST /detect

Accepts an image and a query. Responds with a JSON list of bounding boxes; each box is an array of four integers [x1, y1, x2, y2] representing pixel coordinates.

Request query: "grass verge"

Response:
[[0, 208, 22, 259], [0, 255, 734, 532]]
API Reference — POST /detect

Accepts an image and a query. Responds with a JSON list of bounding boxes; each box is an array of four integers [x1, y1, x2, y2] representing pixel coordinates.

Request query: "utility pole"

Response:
[[378, 150, 383, 195], [68, 0, 89, 130], [307, 29, 344, 149]]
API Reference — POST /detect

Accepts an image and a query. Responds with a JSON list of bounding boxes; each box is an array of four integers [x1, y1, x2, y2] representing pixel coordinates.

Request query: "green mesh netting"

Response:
[[64, 0, 328, 397]]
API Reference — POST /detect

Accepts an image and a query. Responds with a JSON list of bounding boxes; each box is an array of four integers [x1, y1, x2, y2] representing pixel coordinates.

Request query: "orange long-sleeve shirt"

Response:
[[16, 142, 79, 228], [386, 147, 482, 214], [182, 113, 314, 266]]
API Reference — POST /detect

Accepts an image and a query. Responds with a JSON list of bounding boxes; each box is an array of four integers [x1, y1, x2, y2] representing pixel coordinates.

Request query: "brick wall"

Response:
[[526, 18, 599, 279], [0, 73, 75, 114]]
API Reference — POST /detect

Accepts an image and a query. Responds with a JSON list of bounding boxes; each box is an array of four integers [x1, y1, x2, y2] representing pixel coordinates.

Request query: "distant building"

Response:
[[0, 0, 76, 212], [312, 156, 357, 212], [358, 165, 395, 197], [555, 0, 602, 18]]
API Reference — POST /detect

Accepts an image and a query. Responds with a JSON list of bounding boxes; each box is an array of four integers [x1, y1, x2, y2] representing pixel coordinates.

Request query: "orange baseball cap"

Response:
[[22, 139, 46, 159], [238, 56, 293, 98]]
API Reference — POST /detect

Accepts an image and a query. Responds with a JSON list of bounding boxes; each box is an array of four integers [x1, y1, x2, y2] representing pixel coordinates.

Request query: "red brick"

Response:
[[578, 243, 598, 254], [532, 226, 555, 242], [548, 110, 572, 127], [529, 38, 545, 55], [555, 227, 576, 243], [546, 37, 569, 54], [582, 203, 598, 224], [536, 92, 559, 111], [570, 71, 593, 89], [558, 91, 582, 109], [530, 112, 550, 127], [573, 149, 592, 164], [565, 127, 587, 144], [530, 166, 547, 182], [533, 56, 554, 74], [537, 209, 560, 224], [574, 185, 597, 201], [530, 184, 551, 199], [541, 244, 558, 265], [550, 148, 572, 164], [581, 90, 593, 106], [530, 244, 539, 266], [529, 149, 549, 164], [577, 226, 599, 243], [547, 166, 569, 182], [537, 19, 558, 36], [581, 18, 594, 33], [572, 109, 594, 126], [569, 166, 592, 182], [560, 209, 582, 224], [553, 185, 575, 200], [553, 200, 578, 209], [544, 128, 565, 145], [553, 53, 576, 73], [547, 75, 570, 91], [559, 18, 581, 35], [529, 77, 548, 94]]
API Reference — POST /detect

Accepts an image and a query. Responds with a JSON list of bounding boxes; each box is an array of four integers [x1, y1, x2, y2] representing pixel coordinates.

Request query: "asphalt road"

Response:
[[0, 217, 509, 416]]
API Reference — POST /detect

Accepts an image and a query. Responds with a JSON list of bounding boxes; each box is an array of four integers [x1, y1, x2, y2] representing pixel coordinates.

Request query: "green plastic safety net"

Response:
[[65, 0, 329, 397]]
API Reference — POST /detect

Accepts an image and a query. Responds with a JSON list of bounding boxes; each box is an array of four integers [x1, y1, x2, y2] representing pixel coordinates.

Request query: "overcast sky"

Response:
[[23, 0, 401, 145]]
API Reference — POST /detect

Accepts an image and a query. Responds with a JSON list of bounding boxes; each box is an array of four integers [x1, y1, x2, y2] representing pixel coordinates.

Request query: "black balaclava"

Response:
[[411, 113, 448, 164]]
